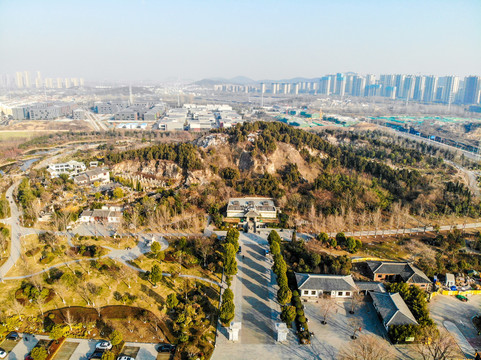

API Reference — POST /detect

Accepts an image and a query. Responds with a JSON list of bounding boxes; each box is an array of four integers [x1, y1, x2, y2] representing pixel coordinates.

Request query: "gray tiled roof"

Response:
[[354, 281, 386, 292], [367, 261, 430, 284], [370, 291, 418, 327], [295, 273, 358, 292]]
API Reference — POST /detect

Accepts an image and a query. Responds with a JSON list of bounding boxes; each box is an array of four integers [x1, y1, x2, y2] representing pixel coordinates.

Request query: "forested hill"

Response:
[[220, 121, 479, 218], [99, 121, 480, 221]]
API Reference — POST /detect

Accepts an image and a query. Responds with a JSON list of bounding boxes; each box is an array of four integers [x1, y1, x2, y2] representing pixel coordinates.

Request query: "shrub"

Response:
[[109, 330, 123, 346]]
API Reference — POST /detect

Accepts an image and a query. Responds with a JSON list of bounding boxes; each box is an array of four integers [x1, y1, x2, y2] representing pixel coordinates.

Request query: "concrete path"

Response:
[[0, 179, 26, 278], [212, 232, 312, 360], [444, 321, 476, 359]]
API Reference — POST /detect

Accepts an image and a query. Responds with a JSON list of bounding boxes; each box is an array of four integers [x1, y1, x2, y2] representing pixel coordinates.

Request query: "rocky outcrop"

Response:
[[112, 160, 182, 180]]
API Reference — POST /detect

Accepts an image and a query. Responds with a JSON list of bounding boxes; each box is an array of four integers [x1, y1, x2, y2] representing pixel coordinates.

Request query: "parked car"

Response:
[[95, 340, 112, 350], [0, 348, 7, 359], [157, 344, 175, 353], [6, 332, 20, 341], [89, 351, 104, 360], [117, 357, 134, 360], [456, 294, 468, 302], [237, 246, 242, 254], [263, 249, 269, 256]]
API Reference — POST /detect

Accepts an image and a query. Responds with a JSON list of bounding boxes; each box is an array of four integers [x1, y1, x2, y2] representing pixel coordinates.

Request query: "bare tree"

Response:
[[349, 291, 363, 314], [319, 296, 337, 325], [414, 327, 459, 360], [372, 208, 382, 237], [64, 309, 75, 331], [338, 334, 395, 360], [348, 317, 363, 339]]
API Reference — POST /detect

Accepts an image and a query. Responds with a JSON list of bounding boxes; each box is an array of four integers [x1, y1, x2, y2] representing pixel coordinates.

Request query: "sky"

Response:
[[1, 0, 480, 82]]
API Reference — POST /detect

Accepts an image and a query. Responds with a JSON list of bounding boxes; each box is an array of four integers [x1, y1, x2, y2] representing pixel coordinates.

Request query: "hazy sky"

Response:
[[1, 0, 480, 82]]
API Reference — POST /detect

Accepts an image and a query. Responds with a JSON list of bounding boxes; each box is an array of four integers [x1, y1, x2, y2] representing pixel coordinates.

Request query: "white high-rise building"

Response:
[[24, 71, 31, 88], [443, 76, 459, 104], [16, 72, 23, 88], [56, 78, 63, 88]]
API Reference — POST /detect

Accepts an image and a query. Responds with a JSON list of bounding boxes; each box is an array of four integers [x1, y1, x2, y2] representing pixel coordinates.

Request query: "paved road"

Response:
[[429, 294, 481, 357], [212, 232, 313, 360], [0, 179, 38, 278]]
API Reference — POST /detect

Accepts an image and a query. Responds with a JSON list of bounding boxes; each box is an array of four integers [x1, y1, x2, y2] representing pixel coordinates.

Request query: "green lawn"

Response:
[[0, 131, 38, 142]]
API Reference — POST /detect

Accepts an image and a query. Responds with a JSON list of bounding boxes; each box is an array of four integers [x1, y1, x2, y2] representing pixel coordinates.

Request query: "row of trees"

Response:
[[268, 230, 310, 343], [219, 229, 240, 325]]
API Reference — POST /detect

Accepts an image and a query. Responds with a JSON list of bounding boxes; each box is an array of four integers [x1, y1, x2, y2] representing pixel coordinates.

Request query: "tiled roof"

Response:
[[296, 273, 358, 292], [367, 261, 430, 284], [370, 291, 418, 327]]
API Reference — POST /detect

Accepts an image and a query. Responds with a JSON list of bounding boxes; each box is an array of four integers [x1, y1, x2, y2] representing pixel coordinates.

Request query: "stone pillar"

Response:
[[275, 323, 288, 342], [228, 322, 241, 341]]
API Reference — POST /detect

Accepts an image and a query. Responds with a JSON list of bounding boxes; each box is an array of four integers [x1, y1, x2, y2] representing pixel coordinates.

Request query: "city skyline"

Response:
[[1, 0, 480, 82]]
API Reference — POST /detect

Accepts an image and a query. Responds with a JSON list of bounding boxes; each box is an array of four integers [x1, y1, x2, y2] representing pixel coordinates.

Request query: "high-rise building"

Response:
[[413, 76, 425, 101], [35, 71, 43, 88], [380, 74, 395, 97], [463, 76, 480, 104], [64, 78, 70, 88], [423, 76, 438, 103], [442, 76, 459, 104], [402, 76, 415, 99], [56, 78, 63, 88], [335, 73, 345, 96], [16, 72, 23, 88], [394, 74, 405, 98], [351, 76, 366, 97], [319, 76, 331, 95], [24, 71, 31, 88]]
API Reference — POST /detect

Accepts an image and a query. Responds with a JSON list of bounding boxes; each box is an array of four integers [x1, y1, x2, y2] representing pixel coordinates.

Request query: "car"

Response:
[[117, 357, 135, 360], [95, 340, 112, 351], [456, 294, 468, 302], [237, 246, 242, 254], [157, 344, 175, 353], [6, 332, 20, 341], [263, 249, 269, 256], [0, 348, 7, 359], [89, 351, 104, 360]]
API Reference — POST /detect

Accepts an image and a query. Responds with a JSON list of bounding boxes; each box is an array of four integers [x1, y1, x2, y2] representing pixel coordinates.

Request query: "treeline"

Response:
[[104, 143, 203, 171]]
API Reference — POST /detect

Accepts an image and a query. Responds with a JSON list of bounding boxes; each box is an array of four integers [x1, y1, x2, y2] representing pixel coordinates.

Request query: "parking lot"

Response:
[[304, 299, 398, 358], [0, 335, 161, 360], [429, 294, 481, 357]]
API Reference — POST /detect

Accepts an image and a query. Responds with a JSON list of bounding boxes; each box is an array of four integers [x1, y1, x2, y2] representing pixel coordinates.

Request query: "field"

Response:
[[0, 131, 40, 142]]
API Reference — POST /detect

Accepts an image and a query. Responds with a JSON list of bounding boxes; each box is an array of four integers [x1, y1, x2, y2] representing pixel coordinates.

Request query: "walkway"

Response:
[[212, 232, 312, 360]]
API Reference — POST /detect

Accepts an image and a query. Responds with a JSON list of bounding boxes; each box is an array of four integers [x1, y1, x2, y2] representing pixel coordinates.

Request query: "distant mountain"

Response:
[[195, 76, 326, 87], [194, 76, 255, 86]]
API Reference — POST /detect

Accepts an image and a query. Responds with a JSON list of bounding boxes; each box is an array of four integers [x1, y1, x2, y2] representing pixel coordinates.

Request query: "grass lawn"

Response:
[[129, 254, 221, 283], [71, 235, 138, 251], [5, 234, 86, 278], [52, 341, 79, 360], [0, 224, 11, 268], [0, 131, 39, 142], [0, 258, 220, 338]]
